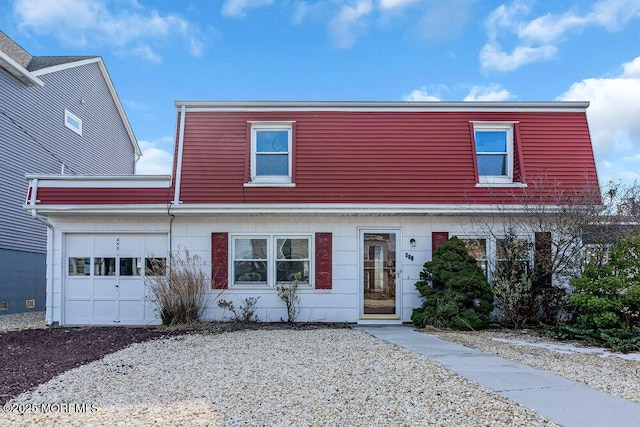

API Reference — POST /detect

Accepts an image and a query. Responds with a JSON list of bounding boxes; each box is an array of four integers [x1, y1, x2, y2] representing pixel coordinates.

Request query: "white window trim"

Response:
[[493, 235, 533, 284], [473, 122, 514, 185], [455, 235, 489, 280], [64, 109, 82, 136], [249, 122, 293, 185], [230, 234, 313, 288]]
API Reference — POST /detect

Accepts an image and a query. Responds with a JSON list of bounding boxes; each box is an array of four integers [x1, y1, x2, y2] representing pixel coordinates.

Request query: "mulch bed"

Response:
[[0, 322, 349, 405]]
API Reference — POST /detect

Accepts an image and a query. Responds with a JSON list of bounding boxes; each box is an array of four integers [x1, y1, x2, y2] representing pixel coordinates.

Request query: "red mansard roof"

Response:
[[26, 101, 601, 213]]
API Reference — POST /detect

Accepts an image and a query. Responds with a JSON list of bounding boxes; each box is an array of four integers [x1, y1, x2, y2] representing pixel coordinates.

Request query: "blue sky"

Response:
[[1, 0, 639, 185]]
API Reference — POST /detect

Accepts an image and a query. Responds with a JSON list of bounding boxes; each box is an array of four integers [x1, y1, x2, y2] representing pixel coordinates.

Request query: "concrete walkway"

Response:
[[359, 325, 640, 427]]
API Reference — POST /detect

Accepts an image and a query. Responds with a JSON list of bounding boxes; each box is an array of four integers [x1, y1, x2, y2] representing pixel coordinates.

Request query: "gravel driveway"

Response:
[[2, 327, 555, 426], [3, 312, 638, 426]]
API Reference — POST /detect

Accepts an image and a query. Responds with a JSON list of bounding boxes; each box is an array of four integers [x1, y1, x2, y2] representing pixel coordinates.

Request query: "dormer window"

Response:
[[473, 122, 514, 185], [64, 109, 82, 136], [247, 122, 294, 186]]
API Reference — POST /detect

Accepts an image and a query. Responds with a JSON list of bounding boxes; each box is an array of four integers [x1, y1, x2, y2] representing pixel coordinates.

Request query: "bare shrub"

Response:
[[217, 297, 260, 322], [492, 230, 534, 328], [145, 249, 212, 326], [277, 272, 301, 323]]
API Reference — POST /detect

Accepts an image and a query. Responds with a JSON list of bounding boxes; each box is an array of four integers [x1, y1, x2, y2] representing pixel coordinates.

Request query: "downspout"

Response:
[[133, 152, 141, 174], [172, 105, 186, 205], [28, 179, 55, 326], [169, 104, 187, 257]]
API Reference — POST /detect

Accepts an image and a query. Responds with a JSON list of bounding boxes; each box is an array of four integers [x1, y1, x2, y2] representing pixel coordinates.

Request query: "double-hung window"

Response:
[[232, 235, 310, 287], [473, 123, 514, 184], [249, 122, 293, 185], [496, 237, 531, 278], [460, 238, 488, 280]]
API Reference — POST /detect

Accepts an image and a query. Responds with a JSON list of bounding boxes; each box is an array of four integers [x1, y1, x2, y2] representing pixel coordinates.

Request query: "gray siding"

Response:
[[0, 61, 136, 253], [0, 60, 136, 314], [0, 248, 45, 314]]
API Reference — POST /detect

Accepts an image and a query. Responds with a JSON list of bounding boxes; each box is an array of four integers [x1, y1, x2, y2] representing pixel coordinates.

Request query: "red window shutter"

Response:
[[315, 232, 332, 289], [534, 232, 552, 288], [432, 232, 449, 252], [211, 232, 228, 289]]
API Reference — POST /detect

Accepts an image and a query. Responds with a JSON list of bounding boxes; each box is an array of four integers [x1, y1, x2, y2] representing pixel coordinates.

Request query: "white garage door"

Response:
[[64, 234, 168, 326]]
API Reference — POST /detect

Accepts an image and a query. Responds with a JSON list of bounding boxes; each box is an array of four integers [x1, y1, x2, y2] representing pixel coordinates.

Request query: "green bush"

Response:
[[570, 234, 640, 330], [412, 237, 494, 330], [543, 233, 640, 352]]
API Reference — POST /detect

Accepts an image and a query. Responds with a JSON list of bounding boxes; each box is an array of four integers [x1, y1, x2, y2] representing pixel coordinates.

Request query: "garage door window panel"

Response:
[[69, 258, 91, 276], [120, 258, 142, 276], [94, 257, 116, 276]]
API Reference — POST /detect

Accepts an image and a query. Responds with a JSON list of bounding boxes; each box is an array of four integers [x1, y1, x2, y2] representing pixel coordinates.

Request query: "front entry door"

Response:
[[361, 231, 398, 316]]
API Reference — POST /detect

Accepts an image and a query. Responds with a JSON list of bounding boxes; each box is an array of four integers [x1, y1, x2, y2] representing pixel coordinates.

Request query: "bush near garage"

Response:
[[145, 249, 212, 326]]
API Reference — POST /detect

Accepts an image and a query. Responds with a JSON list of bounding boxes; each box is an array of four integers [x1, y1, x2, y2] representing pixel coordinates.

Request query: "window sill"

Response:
[[244, 182, 296, 188], [229, 284, 313, 290], [475, 182, 528, 188]]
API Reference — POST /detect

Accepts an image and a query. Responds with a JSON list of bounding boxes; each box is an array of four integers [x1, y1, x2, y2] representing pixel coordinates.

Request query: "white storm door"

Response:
[[360, 230, 400, 318]]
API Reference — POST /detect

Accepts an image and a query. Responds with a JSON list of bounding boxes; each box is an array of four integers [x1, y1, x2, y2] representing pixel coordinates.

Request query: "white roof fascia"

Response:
[[32, 57, 141, 157], [174, 100, 590, 113], [25, 174, 171, 188], [0, 50, 44, 86], [24, 203, 576, 216], [29, 57, 102, 76], [25, 204, 171, 215]]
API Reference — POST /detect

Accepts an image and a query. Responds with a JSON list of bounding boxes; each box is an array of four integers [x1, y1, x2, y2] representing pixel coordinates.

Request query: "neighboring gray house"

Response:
[[0, 31, 140, 314]]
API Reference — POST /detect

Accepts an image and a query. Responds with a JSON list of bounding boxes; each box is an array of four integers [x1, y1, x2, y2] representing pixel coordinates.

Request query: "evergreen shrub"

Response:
[[412, 237, 494, 330]]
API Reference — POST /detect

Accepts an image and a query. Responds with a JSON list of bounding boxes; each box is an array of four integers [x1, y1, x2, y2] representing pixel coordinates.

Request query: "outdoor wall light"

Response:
[[409, 238, 416, 247]]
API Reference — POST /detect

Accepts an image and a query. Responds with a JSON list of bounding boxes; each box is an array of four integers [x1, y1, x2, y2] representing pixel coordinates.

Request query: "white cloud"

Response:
[[221, 0, 273, 18], [413, 0, 473, 41], [558, 56, 640, 185], [328, 0, 373, 48], [463, 84, 512, 101], [379, 0, 420, 10], [190, 37, 204, 57], [13, 0, 203, 62], [130, 44, 162, 64], [136, 139, 173, 175], [480, 0, 640, 72], [589, 0, 640, 30], [479, 43, 557, 72], [293, 0, 470, 48], [518, 12, 587, 44], [402, 87, 441, 101], [623, 56, 640, 77]]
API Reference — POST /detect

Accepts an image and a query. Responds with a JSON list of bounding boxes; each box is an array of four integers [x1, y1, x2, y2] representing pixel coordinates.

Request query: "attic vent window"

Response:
[[246, 122, 294, 187], [473, 122, 514, 185], [64, 109, 82, 136]]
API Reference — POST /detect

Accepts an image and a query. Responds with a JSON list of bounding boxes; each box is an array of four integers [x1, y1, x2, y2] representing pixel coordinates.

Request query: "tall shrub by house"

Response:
[[561, 234, 640, 351], [145, 249, 212, 326], [412, 237, 494, 330], [492, 230, 534, 328]]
